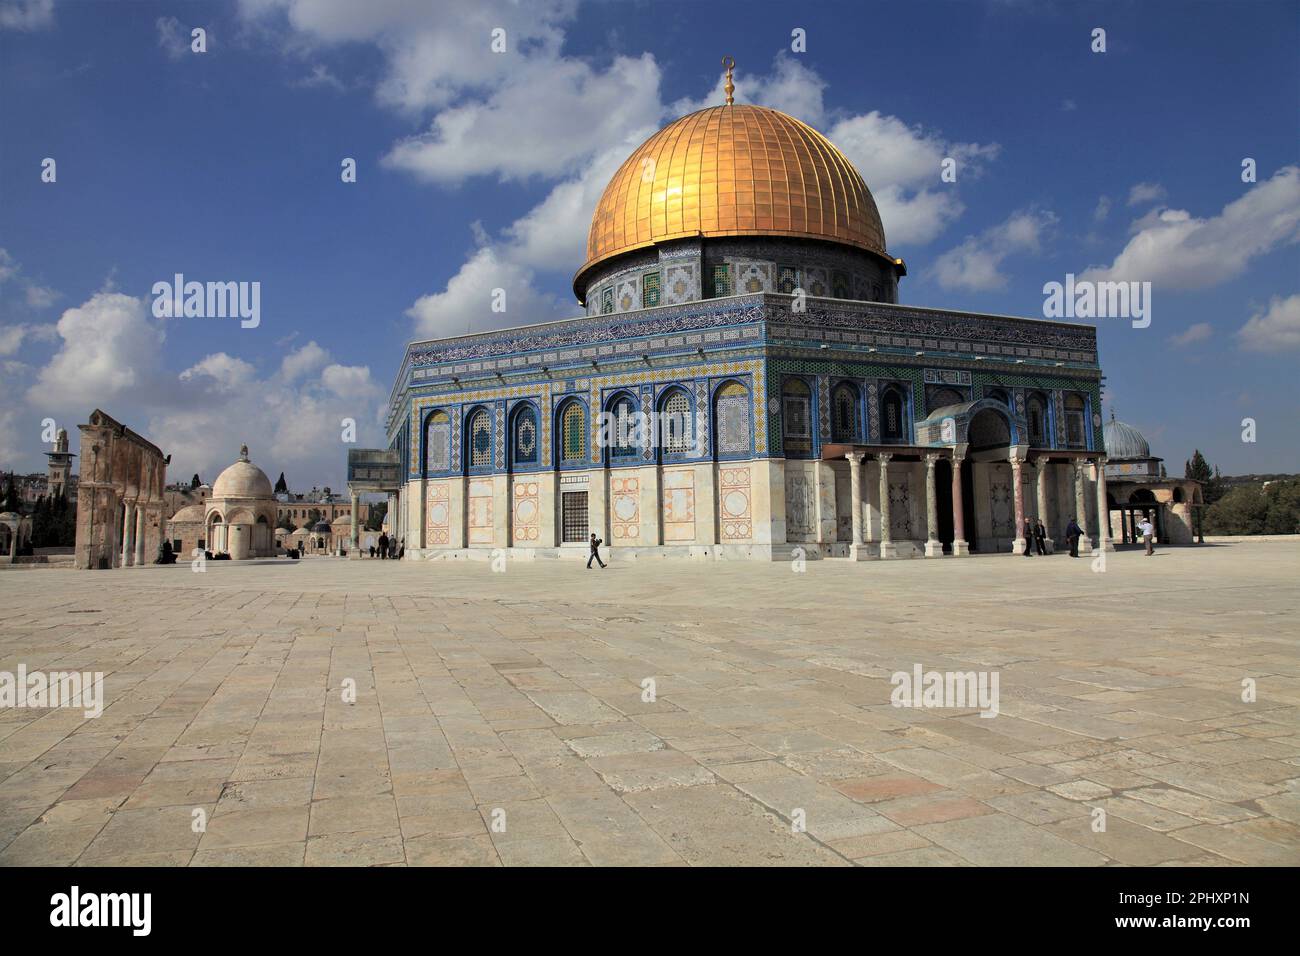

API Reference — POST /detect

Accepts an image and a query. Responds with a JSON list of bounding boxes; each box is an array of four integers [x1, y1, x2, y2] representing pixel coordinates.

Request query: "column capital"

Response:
[[923, 452, 941, 466], [844, 451, 865, 464], [876, 452, 893, 463]]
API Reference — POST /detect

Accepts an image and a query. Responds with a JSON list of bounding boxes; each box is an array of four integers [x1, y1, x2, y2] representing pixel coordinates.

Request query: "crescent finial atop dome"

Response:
[[722, 56, 735, 106]]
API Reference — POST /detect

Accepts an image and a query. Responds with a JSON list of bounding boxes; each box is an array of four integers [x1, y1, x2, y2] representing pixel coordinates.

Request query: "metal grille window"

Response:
[[513, 406, 538, 464], [716, 382, 751, 455], [832, 383, 859, 442], [426, 411, 451, 472], [601, 287, 613, 314], [710, 264, 732, 297], [1065, 394, 1086, 447], [881, 388, 905, 442], [610, 398, 638, 457], [832, 270, 850, 299], [783, 378, 812, 455], [778, 265, 800, 294], [561, 402, 586, 462], [643, 271, 660, 308], [1028, 397, 1047, 446], [661, 390, 691, 454], [562, 491, 589, 542], [468, 410, 491, 468]]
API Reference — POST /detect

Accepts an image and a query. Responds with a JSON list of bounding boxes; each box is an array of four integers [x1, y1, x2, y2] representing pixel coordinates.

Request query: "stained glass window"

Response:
[[643, 271, 660, 308], [469, 409, 491, 468], [561, 402, 586, 462], [662, 390, 691, 454], [710, 264, 732, 298], [610, 397, 638, 457], [513, 406, 537, 465], [832, 383, 859, 442], [425, 410, 450, 473], [778, 265, 800, 294], [716, 382, 751, 456], [783, 378, 811, 455]]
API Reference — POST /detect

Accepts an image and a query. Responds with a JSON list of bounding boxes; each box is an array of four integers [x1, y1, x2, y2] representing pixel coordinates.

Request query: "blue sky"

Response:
[[1, 0, 1297, 488]]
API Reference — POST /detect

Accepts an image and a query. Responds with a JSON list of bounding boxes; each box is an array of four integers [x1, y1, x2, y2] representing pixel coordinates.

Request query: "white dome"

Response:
[[169, 504, 206, 523], [212, 447, 273, 499]]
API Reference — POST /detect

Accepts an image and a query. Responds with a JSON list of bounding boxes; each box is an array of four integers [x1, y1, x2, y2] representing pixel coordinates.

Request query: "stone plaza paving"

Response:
[[1, 542, 1298, 867]]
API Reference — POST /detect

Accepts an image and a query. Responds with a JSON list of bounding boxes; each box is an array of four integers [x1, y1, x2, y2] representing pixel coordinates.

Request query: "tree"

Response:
[[365, 501, 387, 532], [274, 471, 288, 494], [0, 473, 18, 512], [306, 508, 322, 527], [1184, 450, 1224, 504], [190, 474, 201, 489], [1203, 480, 1300, 536], [276, 515, 296, 532]]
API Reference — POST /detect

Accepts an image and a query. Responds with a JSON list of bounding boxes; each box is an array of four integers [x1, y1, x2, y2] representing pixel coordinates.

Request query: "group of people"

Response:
[[370, 533, 404, 560], [1025, 515, 1156, 557]]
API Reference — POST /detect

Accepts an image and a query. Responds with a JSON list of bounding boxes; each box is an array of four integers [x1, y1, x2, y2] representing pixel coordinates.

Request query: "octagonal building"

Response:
[[378, 71, 1115, 562]]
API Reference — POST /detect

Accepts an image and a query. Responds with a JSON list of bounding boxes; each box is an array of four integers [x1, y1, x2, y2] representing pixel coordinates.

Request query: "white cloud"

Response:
[[1081, 166, 1300, 289], [0, 322, 56, 357], [1168, 322, 1212, 348], [1093, 195, 1111, 223], [1237, 293, 1300, 352], [178, 352, 258, 392], [672, 53, 827, 126], [827, 111, 999, 246], [279, 340, 329, 381], [24, 284, 59, 308], [0, 248, 17, 282], [406, 245, 567, 341], [155, 16, 190, 60], [0, 0, 53, 31], [1127, 182, 1167, 206], [293, 63, 345, 91], [931, 209, 1056, 292], [27, 292, 165, 414]]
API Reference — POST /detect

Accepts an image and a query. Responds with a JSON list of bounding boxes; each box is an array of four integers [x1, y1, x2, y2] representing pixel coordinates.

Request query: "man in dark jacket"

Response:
[[1034, 519, 1048, 556], [1022, 518, 1035, 557], [587, 533, 605, 569], [378, 532, 389, 559], [1066, 518, 1083, 558]]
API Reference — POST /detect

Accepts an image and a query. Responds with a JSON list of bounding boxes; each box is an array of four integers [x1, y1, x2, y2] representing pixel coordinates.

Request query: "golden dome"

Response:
[[575, 103, 888, 300]]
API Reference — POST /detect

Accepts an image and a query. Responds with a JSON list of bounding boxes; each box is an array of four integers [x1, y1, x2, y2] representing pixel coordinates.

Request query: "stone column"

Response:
[[7, 525, 16, 561], [134, 505, 146, 566], [877, 453, 896, 559], [1073, 459, 1091, 554], [349, 490, 361, 557], [1010, 455, 1027, 554], [845, 452, 868, 560], [950, 454, 969, 556], [923, 453, 941, 557], [1035, 458, 1050, 549], [121, 500, 135, 567], [1094, 457, 1114, 551]]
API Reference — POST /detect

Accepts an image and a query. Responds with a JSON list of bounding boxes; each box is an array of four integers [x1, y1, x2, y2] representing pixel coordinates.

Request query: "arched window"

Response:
[[1027, 393, 1048, 446], [607, 394, 639, 459], [986, 388, 1010, 406], [511, 405, 538, 467], [832, 383, 860, 442], [425, 410, 451, 473], [782, 378, 812, 456], [467, 408, 491, 469], [881, 386, 906, 443], [560, 401, 586, 463], [928, 387, 964, 414], [660, 389, 692, 456], [715, 381, 752, 457], [1065, 394, 1086, 448]]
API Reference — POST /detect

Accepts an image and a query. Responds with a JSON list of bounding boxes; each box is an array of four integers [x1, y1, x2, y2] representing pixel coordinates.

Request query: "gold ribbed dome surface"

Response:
[[576, 104, 887, 297]]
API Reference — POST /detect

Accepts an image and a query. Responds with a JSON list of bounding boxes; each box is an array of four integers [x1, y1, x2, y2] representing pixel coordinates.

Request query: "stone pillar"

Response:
[[1073, 459, 1091, 555], [349, 490, 360, 557], [877, 453, 896, 559], [134, 505, 146, 566], [1094, 457, 1114, 551], [950, 453, 969, 556], [845, 452, 868, 560], [121, 501, 135, 567], [1035, 458, 1050, 549], [924, 453, 941, 557], [1010, 455, 1027, 554], [7, 526, 16, 561]]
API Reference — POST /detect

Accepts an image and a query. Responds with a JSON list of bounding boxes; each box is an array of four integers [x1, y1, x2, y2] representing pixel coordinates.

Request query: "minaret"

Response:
[[45, 428, 74, 497]]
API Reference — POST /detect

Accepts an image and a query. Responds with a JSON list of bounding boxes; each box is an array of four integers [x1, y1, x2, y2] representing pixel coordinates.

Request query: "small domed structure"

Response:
[[206, 443, 277, 559], [1103, 418, 1151, 460]]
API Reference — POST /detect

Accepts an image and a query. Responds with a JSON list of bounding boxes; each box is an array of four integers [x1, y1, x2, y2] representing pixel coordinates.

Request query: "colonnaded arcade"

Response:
[[372, 65, 1116, 562]]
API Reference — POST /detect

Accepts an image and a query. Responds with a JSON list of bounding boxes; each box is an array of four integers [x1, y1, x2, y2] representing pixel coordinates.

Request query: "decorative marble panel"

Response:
[[786, 474, 814, 536], [889, 477, 912, 539], [662, 470, 695, 542], [512, 479, 539, 543], [426, 482, 449, 546], [468, 479, 494, 545], [611, 475, 640, 542], [719, 466, 752, 542]]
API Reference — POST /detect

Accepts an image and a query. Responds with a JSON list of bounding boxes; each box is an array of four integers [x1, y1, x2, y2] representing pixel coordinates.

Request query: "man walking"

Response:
[[1034, 518, 1048, 556], [1066, 517, 1083, 558], [378, 531, 389, 559], [587, 532, 606, 569], [1138, 516, 1155, 556], [1022, 517, 1035, 557]]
